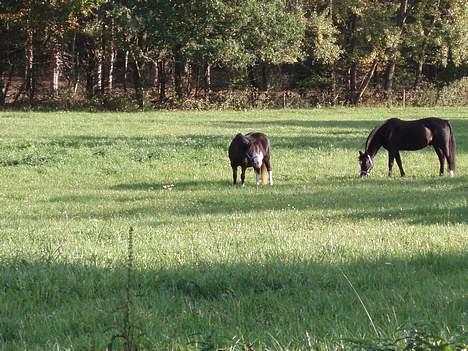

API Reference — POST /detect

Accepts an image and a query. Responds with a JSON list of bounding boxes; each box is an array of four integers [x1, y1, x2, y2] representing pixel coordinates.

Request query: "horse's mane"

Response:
[[365, 121, 385, 151]]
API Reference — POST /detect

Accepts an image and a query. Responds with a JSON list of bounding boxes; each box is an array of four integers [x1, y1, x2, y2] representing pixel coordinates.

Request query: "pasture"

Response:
[[0, 107, 467, 350]]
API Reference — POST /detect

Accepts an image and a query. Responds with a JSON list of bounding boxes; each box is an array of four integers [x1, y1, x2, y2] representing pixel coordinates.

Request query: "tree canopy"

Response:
[[0, 0, 466, 108]]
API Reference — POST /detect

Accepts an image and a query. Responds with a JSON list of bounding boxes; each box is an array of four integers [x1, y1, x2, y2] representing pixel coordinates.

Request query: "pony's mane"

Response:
[[365, 121, 385, 151]]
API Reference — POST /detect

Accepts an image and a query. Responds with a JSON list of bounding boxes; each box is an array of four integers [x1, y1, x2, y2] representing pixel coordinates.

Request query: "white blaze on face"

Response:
[[251, 151, 264, 168]]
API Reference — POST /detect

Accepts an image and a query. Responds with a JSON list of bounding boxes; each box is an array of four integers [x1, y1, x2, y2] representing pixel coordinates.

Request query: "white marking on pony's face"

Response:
[[249, 151, 264, 170]]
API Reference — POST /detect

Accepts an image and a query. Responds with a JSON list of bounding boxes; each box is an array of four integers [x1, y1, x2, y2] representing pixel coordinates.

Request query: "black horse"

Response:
[[359, 117, 455, 177], [228, 132, 272, 186]]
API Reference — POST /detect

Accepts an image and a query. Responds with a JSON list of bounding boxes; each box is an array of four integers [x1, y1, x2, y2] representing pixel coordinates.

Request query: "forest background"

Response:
[[0, 0, 466, 110]]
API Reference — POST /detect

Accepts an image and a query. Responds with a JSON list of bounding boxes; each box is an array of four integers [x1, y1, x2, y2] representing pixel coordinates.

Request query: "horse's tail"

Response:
[[261, 163, 268, 185], [448, 121, 456, 173]]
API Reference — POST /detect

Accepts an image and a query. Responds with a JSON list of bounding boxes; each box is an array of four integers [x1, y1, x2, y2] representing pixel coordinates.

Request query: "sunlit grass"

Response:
[[0, 107, 467, 350]]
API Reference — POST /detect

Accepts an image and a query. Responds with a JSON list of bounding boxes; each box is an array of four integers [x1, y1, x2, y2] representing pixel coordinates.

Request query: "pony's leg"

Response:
[[388, 152, 395, 177], [441, 143, 454, 176], [395, 152, 405, 176], [255, 171, 260, 186], [232, 166, 238, 185], [264, 159, 273, 185], [433, 147, 445, 176], [241, 166, 247, 186]]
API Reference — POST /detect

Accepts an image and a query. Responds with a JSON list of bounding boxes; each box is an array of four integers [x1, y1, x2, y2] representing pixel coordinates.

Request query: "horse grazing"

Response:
[[359, 117, 455, 177], [228, 132, 273, 186]]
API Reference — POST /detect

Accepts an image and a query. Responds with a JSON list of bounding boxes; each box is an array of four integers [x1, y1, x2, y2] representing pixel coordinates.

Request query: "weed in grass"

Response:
[[107, 227, 145, 351]]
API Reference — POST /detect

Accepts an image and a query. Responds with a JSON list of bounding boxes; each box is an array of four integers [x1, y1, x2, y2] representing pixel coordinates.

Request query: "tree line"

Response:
[[0, 0, 466, 109]]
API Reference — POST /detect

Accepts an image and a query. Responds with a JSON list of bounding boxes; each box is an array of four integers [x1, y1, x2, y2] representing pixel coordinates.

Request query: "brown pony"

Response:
[[228, 132, 272, 186]]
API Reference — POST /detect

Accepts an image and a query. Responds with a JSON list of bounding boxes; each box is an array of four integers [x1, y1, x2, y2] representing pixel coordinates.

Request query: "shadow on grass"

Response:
[[211, 119, 377, 131], [39, 176, 468, 226], [2, 117, 467, 171], [1, 252, 466, 349]]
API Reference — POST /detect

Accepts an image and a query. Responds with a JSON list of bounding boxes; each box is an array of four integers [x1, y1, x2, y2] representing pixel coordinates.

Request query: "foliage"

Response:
[[305, 10, 342, 64], [408, 77, 468, 107], [1, 0, 467, 108]]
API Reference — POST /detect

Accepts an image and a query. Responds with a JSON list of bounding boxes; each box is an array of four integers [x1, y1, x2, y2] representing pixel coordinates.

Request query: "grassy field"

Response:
[[0, 107, 467, 350]]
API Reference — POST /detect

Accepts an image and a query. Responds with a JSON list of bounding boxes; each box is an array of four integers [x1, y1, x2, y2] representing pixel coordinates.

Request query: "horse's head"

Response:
[[358, 151, 373, 177], [246, 144, 264, 172]]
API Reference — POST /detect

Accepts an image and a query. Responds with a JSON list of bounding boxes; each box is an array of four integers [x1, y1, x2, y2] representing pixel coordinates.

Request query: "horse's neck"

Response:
[[366, 130, 383, 158]]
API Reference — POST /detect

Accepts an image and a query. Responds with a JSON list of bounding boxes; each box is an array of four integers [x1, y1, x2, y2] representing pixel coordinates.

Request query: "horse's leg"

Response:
[[433, 146, 445, 176], [264, 158, 273, 185], [241, 166, 247, 186], [441, 142, 454, 176], [232, 165, 238, 185], [388, 151, 395, 176], [395, 151, 405, 176]]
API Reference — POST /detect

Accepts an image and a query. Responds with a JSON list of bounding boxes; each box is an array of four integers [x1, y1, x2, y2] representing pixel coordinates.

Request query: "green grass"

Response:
[[0, 107, 467, 350]]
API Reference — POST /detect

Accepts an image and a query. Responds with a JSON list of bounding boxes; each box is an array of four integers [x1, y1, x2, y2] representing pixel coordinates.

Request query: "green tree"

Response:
[[403, 0, 467, 88]]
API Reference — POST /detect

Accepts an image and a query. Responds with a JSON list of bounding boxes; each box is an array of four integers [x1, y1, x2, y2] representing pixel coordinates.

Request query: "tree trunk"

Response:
[[131, 55, 144, 109], [173, 47, 184, 99], [331, 65, 336, 106], [384, 0, 407, 102], [414, 60, 424, 88], [86, 48, 96, 97], [354, 60, 378, 105], [0, 60, 10, 106], [347, 13, 358, 104], [383, 61, 395, 101], [71, 32, 80, 98], [51, 47, 61, 96], [107, 20, 115, 93], [349, 61, 357, 104], [107, 46, 115, 93], [184, 62, 192, 96], [0, 73, 5, 106], [204, 63, 211, 94], [96, 48, 103, 95], [123, 50, 129, 92], [158, 60, 166, 100], [261, 63, 268, 91], [25, 27, 34, 103], [247, 65, 259, 89], [153, 61, 158, 92]]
